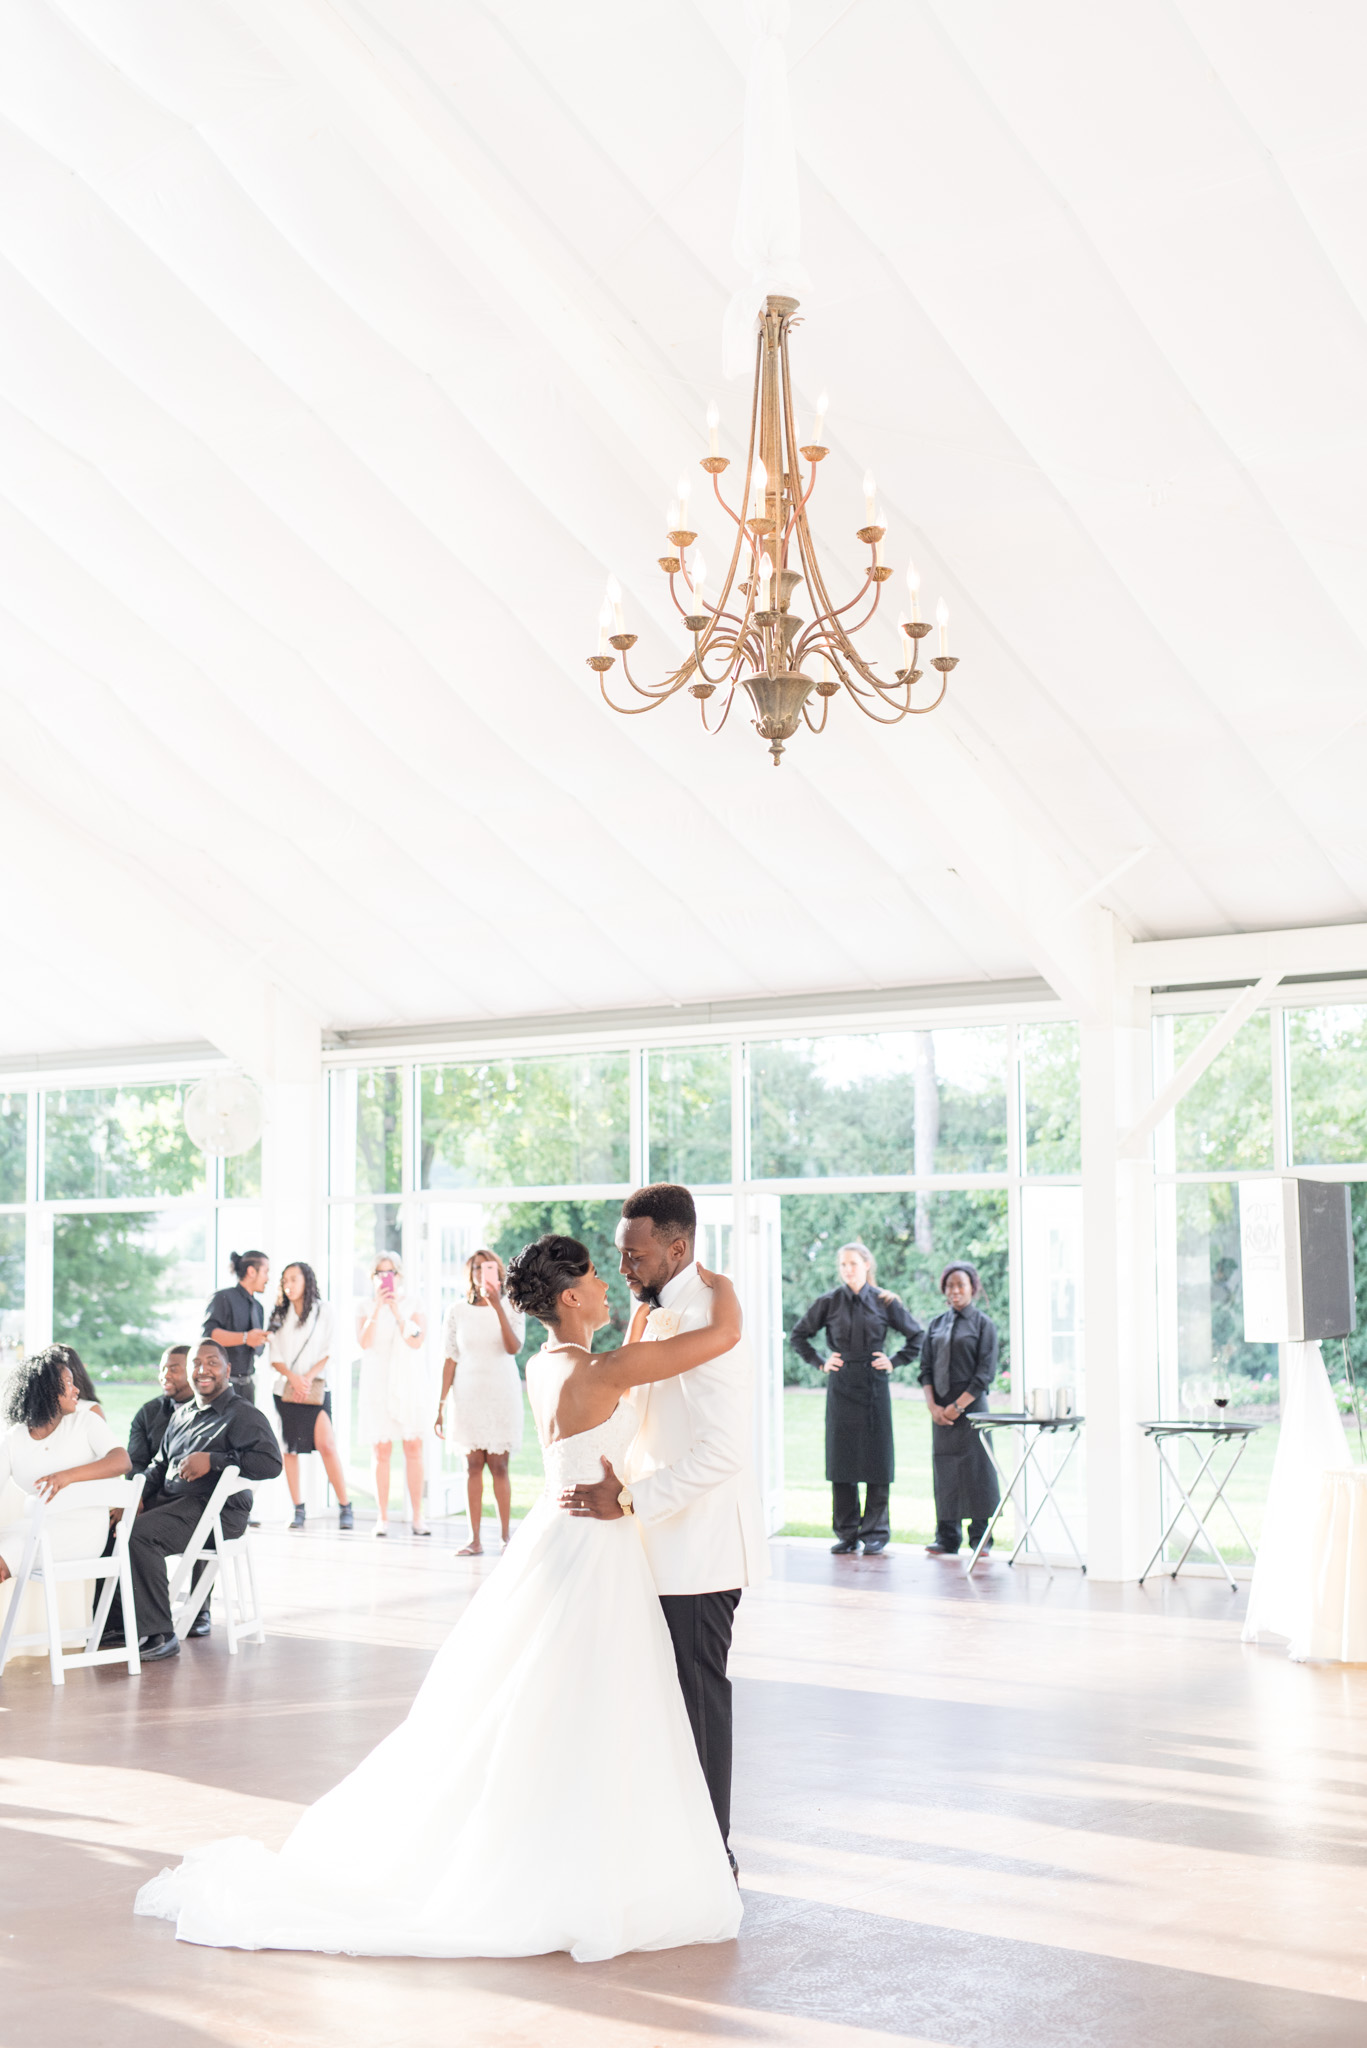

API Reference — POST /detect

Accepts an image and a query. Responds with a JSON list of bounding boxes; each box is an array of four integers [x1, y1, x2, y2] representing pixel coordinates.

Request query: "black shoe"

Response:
[[727, 1848, 740, 1887], [862, 1539, 889, 1554], [138, 1632, 181, 1661], [289, 1503, 306, 1530], [187, 1609, 211, 1639], [338, 1502, 354, 1530], [830, 1538, 859, 1554], [924, 1543, 959, 1555], [98, 1631, 126, 1651]]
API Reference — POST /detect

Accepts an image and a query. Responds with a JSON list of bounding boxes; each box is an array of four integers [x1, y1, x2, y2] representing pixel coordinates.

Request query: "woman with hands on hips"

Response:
[[357, 1252, 428, 1538], [436, 1249, 526, 1556], [790, 1241, 923, 1556]]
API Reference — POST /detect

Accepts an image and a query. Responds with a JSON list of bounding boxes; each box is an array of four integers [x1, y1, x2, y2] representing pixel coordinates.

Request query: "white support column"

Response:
[[1080, 911, 1161, 1580]]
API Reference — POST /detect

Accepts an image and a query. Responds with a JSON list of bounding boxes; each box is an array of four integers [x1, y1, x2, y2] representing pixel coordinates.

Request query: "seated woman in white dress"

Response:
[[436, 1248, 525, 1555], [0, 1351, 131, 1643], [135, 1233, 744, 1962], [356, 1252, 428, 1537]]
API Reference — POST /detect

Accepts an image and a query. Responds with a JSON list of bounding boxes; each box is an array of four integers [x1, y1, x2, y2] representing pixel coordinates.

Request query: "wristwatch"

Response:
[[617, 1484, 635, 1517]]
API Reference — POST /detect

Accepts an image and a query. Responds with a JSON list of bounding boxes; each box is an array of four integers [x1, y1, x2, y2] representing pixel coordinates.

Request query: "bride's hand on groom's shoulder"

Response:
[[697, 1266, 742, 1340]]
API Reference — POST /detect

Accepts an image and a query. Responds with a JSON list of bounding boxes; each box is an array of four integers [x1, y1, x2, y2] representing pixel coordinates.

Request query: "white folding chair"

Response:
[[165, 1466, 264, 1653], [0, 1474, 146, 1686]]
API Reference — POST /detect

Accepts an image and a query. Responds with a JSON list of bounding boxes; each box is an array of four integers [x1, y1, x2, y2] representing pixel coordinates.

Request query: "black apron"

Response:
[[924, 1308, 1001, 1524], [820, 1286, 896, 1485]]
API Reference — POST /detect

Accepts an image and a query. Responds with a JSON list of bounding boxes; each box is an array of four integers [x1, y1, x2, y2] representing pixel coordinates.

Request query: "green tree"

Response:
[[1171, 1012, 1273, 1171], [52, 1213, 176, 1374], [1020, 1022, 1081, 1172], [422, 1057, 628, 1190], [751, 1032, 1007, 1180], [45, 1086, 202, 1201], [0, 1096, 27, 1203]]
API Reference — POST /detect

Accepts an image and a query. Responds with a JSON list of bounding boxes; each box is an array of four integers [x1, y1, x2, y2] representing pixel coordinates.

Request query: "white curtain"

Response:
[[1242, 1340, 1351, 1650], [722, 0, 811, 378]]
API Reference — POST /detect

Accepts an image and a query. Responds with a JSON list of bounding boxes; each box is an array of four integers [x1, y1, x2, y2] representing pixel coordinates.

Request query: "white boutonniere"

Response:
[[644, 1308, 680, 1338]]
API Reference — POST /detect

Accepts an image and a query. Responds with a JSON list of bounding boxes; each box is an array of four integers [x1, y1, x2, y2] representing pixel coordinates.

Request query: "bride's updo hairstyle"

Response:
[[504, 1234, 592, 1328]]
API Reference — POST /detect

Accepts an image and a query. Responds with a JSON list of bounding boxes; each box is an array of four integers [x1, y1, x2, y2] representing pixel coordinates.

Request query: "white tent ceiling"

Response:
[[2, 0, 1366, 1057]]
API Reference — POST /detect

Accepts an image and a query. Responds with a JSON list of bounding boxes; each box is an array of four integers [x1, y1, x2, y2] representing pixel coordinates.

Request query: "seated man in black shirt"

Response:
[[114, 1341, 283, 1661], [129, 1345, 193, 1471]]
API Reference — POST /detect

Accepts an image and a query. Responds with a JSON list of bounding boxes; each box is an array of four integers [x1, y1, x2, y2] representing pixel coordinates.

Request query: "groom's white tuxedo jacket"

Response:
[[624, 1262, 770, 1597]]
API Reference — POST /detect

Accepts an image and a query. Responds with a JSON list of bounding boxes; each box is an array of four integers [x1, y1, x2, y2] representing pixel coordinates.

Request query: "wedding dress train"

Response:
[[134, 1401, 741, 1961]]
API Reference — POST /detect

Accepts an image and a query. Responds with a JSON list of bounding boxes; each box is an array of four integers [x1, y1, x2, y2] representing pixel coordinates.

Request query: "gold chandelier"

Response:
[[587, 295, 958, 767]]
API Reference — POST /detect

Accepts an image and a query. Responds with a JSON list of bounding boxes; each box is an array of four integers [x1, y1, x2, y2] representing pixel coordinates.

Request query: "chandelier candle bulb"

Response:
[[863, 470, 877, 522], [936, 599, 949, 656], [597, 600, 612, 655], [906, 561, 920, 623], [707, 401, 720, 459], [606, 574, 624, 635], [667, 498, 681, 534]]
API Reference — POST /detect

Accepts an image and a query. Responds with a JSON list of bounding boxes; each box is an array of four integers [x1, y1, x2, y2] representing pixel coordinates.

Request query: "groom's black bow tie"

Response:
[[639, 1287, 663, 1311]]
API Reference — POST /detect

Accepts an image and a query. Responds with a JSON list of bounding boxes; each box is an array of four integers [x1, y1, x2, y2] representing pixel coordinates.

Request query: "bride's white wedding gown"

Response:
[[134, 1400, 741, 1961]]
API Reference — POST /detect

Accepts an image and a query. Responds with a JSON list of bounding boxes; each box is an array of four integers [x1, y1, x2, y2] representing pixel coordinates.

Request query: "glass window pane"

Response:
[[1020, 1022, 1081, 1174], [44, 1085, 204, 1201], [330, 1068, 404, 1196], [225, 1139, 262, 1199], [750, 1029, 1007, 1180], [648, 1045, 731, 1185], [0, 1091, 28, 1203], [1165, 1010, 1273, 1171], [420, 1055, 629, 1190], [1289, 1004, 1367, 1165], [52, 1208, 209, 1376], [0, 1212, 24, 1371], [330, 1202, 405, 1306]]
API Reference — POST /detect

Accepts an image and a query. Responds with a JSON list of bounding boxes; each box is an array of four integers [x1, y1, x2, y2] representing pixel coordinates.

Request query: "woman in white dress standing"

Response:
[[135, 1232, 743, 1961], [436, 1248, 524, 1555], [357, 1253, 428, 1538], [269, 1261, 354, 1533]]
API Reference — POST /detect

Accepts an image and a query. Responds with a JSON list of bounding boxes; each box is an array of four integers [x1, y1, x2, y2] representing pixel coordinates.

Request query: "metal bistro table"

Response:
[[966, 1413, 1086, 1577], [1138, 1419, 1262, 1592]]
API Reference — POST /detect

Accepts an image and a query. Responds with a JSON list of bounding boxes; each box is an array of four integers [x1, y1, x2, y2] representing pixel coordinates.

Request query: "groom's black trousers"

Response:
[[659, 1590, 741, 1846]]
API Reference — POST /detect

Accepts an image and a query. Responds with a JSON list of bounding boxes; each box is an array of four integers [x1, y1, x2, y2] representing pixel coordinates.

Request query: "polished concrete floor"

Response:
[[2, 1521, 1366, 2047]]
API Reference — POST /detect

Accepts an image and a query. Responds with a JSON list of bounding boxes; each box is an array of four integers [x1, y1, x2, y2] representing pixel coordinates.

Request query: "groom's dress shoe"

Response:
[[862, 1539, 889, 1554], [830, 1538, 859, 1555], [727, 1848, 740, 1886], [924, 1543, 957, 1556], [138, 1632, 180, 1661]]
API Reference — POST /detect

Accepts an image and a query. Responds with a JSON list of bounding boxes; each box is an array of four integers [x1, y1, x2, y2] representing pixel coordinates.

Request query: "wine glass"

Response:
[[1211, 1372, 1232, 1421]]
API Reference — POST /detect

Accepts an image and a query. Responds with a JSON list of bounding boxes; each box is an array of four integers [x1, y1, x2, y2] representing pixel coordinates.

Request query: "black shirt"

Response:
[[918, 1305, 998, 1402], [128, 1392, 188, 1473], [142, 1389, 283, 1516], [203, 1283, 264, 1377], [790, 1283, 924, 1372]]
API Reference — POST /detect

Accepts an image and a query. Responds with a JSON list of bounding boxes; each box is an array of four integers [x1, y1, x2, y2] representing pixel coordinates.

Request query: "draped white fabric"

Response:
[[2, 3, 1367, 1052], [1242, 1342, 1353, 1652]]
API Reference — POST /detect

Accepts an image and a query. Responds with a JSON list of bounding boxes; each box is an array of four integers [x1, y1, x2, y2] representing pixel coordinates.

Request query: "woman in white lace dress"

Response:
[[436, 1249, 525, 1555], [356, 1253, 428, 1538], [135, 1232, 743, 1962]]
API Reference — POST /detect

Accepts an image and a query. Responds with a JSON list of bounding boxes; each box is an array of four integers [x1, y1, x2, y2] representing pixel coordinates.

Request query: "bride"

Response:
[[135, 1234, 744, 1962]]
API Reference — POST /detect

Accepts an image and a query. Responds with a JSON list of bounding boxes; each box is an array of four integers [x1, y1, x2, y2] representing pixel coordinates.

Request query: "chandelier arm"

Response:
[[900, 672, 950, 715], [801, 692, 830, 734], [698, 683, 737, 735], [598, 671, 684, 714], [840, 685, 919, 726], [618, 643, 695, 700]]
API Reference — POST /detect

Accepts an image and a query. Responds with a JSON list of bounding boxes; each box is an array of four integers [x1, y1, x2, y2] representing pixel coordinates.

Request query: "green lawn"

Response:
[[95, 1381, 1278, 1561]]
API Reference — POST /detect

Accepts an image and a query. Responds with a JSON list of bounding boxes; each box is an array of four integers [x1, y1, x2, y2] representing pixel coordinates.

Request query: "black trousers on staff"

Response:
[[832, 1482, 890, 1546], [659, 1590, 741, 1847]]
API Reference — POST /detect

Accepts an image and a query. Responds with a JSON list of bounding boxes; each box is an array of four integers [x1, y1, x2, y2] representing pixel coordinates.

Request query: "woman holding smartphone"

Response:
[[357, 1252, 428, 1537], [436, 1248, 525, 1555]]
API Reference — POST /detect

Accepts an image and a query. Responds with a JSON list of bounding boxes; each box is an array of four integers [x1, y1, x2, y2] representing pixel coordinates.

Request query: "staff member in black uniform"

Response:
[[920, 1262, 1001, 1556], [791, 1242, 924, 1555], [203, 1249, 270, 1406]]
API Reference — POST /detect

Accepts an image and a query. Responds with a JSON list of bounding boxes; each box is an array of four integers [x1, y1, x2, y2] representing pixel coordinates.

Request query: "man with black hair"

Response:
[[128, 1345, 193, 1472], [204, 1250, 270, 1407], [104, 1341, 282, 1660], [559, 1181, 768, 1881]]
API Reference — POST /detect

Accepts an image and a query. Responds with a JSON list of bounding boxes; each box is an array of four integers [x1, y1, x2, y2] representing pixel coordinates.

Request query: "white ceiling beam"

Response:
[[1129, 923, 1367, 987], [1118, 971, 1282, 1159]]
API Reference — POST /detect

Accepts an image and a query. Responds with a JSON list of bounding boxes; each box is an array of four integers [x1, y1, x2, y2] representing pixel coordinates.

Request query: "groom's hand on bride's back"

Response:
[[559, 1456, 626, 1519]]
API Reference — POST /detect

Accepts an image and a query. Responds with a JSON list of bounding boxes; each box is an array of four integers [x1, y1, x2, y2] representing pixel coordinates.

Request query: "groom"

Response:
[[559, 1183, 769, 1875]]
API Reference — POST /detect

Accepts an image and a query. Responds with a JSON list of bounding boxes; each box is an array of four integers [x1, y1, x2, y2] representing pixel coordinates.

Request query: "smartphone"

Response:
[[480, 1262, 499, 1291], [380, 1273, 395, 1296]]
